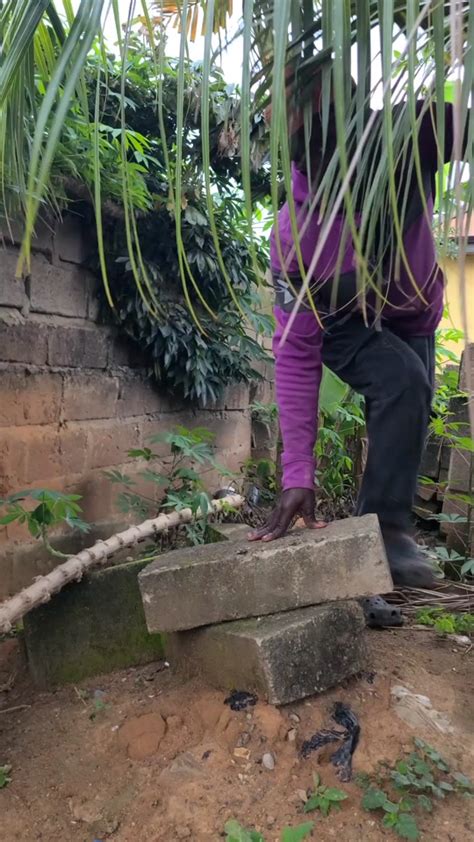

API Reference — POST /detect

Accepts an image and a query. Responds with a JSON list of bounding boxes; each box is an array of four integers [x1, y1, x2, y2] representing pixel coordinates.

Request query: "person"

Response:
[[249, 70, 470, 622]]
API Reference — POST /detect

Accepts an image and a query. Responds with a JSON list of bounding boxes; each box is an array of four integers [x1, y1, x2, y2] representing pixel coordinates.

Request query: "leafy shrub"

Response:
[[0, 490, 89, 558], [106, 425, 234, 544]]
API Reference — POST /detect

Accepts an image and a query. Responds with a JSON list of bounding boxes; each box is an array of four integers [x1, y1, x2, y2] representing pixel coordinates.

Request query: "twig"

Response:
[[0, 495, 244, 634], [0, 704, 31, 715], [73, 686, 88, 707]]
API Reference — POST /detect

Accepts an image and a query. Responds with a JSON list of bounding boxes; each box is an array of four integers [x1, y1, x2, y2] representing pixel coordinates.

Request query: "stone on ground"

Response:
[[166, 600, 366, 705], [139, 514, 392, 633], [23, 558, 163, 687]]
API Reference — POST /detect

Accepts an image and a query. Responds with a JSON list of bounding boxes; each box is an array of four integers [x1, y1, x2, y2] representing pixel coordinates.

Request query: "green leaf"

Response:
[[224, 820, 264, 842], [452, 772, 473, 791], [324, 788, 348, 802], [0, 765, 12, 789], [394, 813, 420, 840], [303, 795, 322, 813], [0, 511, 21, 526], [417, 795, 433, 812], [280, 822, 314, 842], [363, 789, 389, 811], [128, 448, 153, 461]]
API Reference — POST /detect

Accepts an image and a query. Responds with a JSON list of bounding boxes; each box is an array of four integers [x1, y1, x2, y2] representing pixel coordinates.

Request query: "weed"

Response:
[[0, 490, 89, 559], [0, 765, 12, 788], [359, 738, 473, 839], [303, 773, 348, 817], [224, 821, 314, 842], [415, 607, 474, 636], [107, 426, 235, 545]]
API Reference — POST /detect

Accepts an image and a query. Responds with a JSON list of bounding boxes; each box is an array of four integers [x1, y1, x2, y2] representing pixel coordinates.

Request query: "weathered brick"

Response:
[[0, 370, 63, 427], [441, 494, 470, 554], [54, 213, 90, 265], [74, 471, 116, 523], [116, 374, 165, 417], [23, 558, 164, 687], [63, 371, 119, 421], [167, 601, 367, 706], [0, 249, 27, 308], [109, 334, 148, 369], [86, 419, 141, 469], [0, 428, 28, 489], [210, 383, 250, 411], [447, 446, 473, 493], [29, 258, 88, 317], [139, 514, 392, 633], [0, 321, 48, 364], [48, 324, 108, 368], [0, 217, 54, 254], [58, 425, 90, 475], [459, 343, 474, 392]]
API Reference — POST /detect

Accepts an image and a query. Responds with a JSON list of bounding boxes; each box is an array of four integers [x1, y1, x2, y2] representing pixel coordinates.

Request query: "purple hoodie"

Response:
[[270, 102, 464, 490]]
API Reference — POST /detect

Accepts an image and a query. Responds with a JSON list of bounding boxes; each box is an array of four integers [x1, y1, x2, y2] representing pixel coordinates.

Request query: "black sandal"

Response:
[[359, 596, 404, 629]]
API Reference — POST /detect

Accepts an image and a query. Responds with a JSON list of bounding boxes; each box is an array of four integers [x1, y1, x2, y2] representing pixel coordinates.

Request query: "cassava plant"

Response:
[[106, 425, 235, 545], [0, 489, 90, 558]]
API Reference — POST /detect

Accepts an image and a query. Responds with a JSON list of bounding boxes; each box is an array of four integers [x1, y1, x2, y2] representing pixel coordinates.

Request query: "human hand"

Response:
[[248, 488, 326, 543]]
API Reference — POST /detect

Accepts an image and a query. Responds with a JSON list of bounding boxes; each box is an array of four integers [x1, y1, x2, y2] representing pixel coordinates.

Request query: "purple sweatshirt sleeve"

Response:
[[273, 306, 323, 490]]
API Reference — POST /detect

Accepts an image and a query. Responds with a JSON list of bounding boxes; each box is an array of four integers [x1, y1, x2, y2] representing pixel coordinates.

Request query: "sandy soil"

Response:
[[0, 628, 473, 842]]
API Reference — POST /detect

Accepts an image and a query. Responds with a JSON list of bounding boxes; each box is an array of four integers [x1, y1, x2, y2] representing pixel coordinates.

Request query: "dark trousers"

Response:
[[321, 316, 435, 530]]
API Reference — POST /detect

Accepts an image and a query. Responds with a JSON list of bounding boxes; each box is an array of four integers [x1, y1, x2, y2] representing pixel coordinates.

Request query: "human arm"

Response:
[[249, 306, 325, 541]]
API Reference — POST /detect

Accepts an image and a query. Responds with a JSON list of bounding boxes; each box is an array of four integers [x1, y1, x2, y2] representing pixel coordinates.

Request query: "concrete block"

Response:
[[447, 446, 473, 493], [54, 213, 90, 265], [63, 371, 119, 421], [419, 438, 442, 479], [459, 343, 474, 393], [116, 373, 165, 418], [48, 324, 108, 368], [29, 258, 88, 317], [166, 600, 367, 705], [23, 558, 163, 687], [109, 334, 149, 369], [0, 250, 27, 307], [441, 494, 470, 554], [86, 419, 141, 469], [0, 370, 63, 427], [139, 514, 392, 633], [0, 321, 48, 364]]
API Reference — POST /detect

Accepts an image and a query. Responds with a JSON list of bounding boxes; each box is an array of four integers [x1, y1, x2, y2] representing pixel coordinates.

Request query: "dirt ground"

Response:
[[0, 628, 473, 842]]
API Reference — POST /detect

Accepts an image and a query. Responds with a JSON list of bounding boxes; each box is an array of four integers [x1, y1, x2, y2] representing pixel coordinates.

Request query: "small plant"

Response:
[[224, 820, 314, 842], [359, 738, 473, 840], [89, 697, 109, 721], [0, 765, 12, 788], [303, 773, 348, 817], [0, 490, 90, 558], [415, 607, 474, 636], [107, 426, 235, 545], [242, 457, 277, 504], [362, 788, 420, 840]]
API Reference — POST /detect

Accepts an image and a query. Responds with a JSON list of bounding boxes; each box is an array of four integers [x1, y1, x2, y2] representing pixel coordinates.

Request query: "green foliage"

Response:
[[303, 773, 348, 817], [280, 824, 314, 842], [359, 738, 473, 840], [0, 765, 12, 789], [0, 489, 89, 558], [316, 377, 365, 512], [82, 42, 272, 405], [106, 425, 231, 544], [242, 457, 277, 504], [415, 607, 474, 636], [225, 822, 264, 842], [224, 820, 314, 842]]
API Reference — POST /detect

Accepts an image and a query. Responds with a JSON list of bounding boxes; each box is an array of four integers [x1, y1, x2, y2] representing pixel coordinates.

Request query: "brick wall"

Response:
[[0, 215, 275, 597]]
